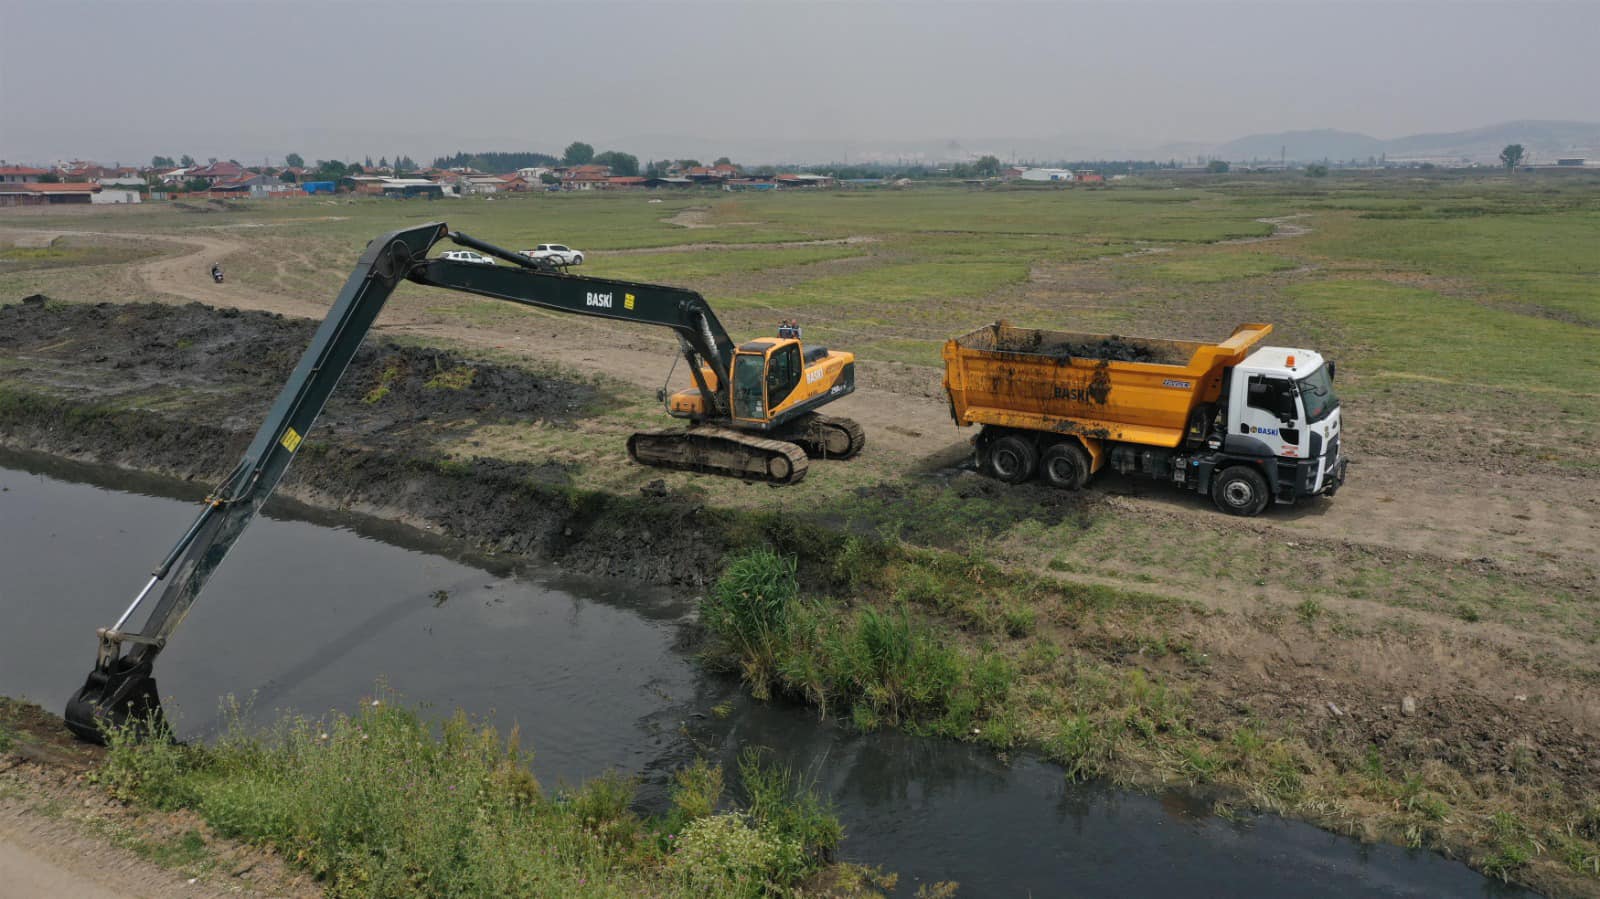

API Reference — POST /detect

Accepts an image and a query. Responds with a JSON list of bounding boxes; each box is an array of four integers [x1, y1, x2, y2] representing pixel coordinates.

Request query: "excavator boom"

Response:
[[64, 222, 862, 742]]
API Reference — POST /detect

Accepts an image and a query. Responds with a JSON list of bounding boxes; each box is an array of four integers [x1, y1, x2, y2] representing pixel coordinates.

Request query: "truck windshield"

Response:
[[732, 354, 766, 419], [1297, 364, 1339, 423]]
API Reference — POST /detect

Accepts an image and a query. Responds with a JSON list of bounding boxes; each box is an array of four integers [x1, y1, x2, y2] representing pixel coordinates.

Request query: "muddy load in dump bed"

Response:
[[943, 321, 1348, 516]]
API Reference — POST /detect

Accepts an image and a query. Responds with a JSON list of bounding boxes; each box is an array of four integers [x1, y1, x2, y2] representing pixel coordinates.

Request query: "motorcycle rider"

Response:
[[210, 262, 223, 283]]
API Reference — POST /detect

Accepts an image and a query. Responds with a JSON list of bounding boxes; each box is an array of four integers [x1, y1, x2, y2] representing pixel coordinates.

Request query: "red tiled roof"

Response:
[[19, 182, 101, 192], [607, 176, 646, 184], [0, 165, 49, 176]]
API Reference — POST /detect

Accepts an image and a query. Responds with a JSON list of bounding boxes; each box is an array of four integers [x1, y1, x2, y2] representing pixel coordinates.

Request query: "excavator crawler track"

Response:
[[628, 426, 811, 485], [782, 413, 868, 460]]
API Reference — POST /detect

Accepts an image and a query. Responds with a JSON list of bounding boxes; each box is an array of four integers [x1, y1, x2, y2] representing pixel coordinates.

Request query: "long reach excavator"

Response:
[[64, 222, 864, 741]]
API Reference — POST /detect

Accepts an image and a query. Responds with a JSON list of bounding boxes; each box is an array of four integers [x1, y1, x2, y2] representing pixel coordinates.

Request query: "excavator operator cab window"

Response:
[[733, 353, 768, 420], [766, 344, 802, 408]]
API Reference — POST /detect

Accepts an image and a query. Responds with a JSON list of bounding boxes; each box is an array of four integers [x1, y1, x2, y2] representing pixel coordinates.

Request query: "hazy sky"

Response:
[[2, 0, 1596, 165]]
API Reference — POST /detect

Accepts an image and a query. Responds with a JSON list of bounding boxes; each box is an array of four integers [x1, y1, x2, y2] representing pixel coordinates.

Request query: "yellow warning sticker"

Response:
[[280, 427, 303, 452], [624, 293, 636, 310]]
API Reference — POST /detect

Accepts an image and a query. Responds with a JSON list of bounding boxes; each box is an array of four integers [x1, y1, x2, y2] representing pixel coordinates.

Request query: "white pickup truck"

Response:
[[520, 243, 585, 265]]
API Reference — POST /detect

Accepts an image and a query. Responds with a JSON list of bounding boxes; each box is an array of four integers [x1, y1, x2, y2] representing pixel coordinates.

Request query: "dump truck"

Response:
[[942, 322, 1346, 516]]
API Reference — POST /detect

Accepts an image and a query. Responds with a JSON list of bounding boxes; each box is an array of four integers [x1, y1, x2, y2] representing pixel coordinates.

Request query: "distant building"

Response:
[[560, 165, 612, 189], [0, 165, 48, 184], [91, 188, 141, 205], [1019, 168, 1075, 183], [1075, 171, 1105, 185], [183, 161, 247, 185], [212, 173, 286, 197], [773, 173, 835, 188], [1556, 157, 1587, 166], [0, 182, 101, 205], [380, 178, 446, 199]]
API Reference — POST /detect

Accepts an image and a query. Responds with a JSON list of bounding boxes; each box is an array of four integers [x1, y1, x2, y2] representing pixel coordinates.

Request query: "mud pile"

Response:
[[0, 299, 597, 441], [996, 329, 1183, 365]]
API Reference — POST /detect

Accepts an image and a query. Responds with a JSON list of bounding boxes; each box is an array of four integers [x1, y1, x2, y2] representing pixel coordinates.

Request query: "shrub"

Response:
[[737, 747, 843, 873], [702, 549, 799, 691], [671, 812, 787, 899], [665, 758, 724, 831]]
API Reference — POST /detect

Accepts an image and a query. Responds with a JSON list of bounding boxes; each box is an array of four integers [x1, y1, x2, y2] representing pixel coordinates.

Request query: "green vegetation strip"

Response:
[[97, 699, 887, 899]]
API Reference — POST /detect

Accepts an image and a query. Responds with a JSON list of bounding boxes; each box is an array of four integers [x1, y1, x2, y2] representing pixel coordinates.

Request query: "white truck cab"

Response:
[[1211, 346, 1346, 513]]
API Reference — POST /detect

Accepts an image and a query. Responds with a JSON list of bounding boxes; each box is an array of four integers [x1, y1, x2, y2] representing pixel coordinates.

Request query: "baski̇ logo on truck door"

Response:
[[586, 292, 613, 308]]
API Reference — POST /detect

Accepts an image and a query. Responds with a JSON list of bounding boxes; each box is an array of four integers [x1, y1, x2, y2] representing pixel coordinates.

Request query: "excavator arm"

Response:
[[61, 221, 768, 742]]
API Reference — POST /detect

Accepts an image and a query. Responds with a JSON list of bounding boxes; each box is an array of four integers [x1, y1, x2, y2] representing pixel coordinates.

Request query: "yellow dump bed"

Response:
[[942, 322, 1273, 448]]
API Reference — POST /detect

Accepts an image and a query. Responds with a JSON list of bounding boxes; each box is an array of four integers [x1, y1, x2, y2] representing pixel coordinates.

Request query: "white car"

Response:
[[521, 244, 584, 265], [440, 250, 495, 266]]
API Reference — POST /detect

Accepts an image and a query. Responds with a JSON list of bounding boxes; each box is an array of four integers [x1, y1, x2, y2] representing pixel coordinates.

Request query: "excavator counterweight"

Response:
[[65, 223, 864, 742]]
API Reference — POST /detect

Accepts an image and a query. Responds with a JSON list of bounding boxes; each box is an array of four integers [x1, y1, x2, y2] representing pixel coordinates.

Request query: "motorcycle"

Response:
[[211, 268, 224, 284]]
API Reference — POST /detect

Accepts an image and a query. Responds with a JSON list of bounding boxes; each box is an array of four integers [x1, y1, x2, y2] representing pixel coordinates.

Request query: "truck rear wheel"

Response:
[[1212, 465, 1269, 517], [986, 434, 1037, 484], [1040, 441, 1090, 490]]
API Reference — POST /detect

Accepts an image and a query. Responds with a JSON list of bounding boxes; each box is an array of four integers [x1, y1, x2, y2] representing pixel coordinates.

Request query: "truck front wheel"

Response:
[[1212, 465, 1270, 516], [986, 434, 1037, 484], [1040, 441, 1090, 490]]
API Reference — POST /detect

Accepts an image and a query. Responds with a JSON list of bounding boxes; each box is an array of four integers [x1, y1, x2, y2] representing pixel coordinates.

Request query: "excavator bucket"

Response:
[[63, 653, 166, 744]]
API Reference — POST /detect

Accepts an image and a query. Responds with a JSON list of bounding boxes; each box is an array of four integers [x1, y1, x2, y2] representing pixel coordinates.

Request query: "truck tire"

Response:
[[1212, 465, 1270, 517], [1040, 441, 1091, 490], [986, 434, 1037, 484]]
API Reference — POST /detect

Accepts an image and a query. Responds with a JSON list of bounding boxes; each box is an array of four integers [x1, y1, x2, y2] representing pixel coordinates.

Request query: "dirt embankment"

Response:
[[0, 298, 723, 585]]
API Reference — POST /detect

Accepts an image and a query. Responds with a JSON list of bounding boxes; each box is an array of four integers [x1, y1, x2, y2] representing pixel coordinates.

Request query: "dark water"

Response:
[[0, 449, 1531, 898]]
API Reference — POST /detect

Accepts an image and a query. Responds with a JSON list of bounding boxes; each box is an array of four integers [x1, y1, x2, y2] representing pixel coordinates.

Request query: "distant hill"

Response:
[[1217, 129, 1386, 163], [1380, 120, 1600, 161], [1215, 120, 1600, 163]]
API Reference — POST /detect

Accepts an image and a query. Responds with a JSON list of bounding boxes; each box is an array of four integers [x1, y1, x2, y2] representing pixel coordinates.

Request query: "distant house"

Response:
[[0, 165, 48, 184], [643, 176, 694, 189], [211, 173, 286, 197], [1000, 167, 1026, 181], [464, 176, 506, 195], [516, 166, 552, 182], [560, 165, 612, 189], [1019, 168, 1075, 183], [1074, 171, 1105, 185], [603, 176, 647, 190], [183, 161, 247, 185], [1556, 157, 1587, 166]]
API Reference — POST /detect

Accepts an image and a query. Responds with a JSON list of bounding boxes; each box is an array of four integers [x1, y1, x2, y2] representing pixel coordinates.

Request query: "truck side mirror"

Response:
[[1327, 360, 1336, 381]]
